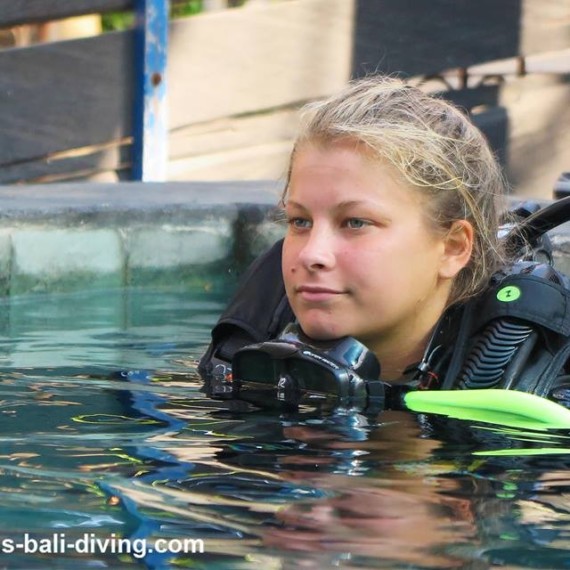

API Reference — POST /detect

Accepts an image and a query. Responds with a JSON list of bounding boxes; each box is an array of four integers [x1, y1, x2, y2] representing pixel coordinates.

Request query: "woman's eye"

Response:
[[345, 218, 369, 229], [287, 217, 312, 229]]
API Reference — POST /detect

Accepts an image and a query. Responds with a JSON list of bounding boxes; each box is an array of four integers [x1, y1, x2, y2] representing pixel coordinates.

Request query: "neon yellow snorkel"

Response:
[[404, 389, 570, 431]]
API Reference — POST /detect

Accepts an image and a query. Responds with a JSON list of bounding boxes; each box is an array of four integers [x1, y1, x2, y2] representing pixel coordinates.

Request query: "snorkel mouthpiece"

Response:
[[231, 324, 384, 412]]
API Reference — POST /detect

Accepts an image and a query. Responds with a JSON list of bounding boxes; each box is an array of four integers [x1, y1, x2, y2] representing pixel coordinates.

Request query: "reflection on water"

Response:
[[0, 287, 570, 568]]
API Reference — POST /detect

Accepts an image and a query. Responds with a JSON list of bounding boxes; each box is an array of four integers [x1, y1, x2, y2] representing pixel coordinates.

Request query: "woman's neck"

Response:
[[367, 297, 450, 383], [373, 336, 428, 382]]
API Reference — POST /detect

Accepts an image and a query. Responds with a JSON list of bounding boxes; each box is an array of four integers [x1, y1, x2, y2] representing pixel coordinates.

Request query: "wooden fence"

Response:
[[0, 0, 569, 197]]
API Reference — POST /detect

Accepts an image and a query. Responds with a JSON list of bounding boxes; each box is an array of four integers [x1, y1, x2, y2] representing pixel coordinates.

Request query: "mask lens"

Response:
[[234, 351, 276, 383], [288, 358, 339, 393]]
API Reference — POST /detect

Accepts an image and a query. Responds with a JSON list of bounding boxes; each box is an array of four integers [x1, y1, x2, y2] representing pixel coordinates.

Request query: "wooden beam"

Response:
[[0, 143, 131, 185], [0, 0, 133, 28], [0, 33, 134, 165], [168, 0, 355, 127], [353, 0, 522, 77], [132, 0, 170, 181], [352, 0, 570, 77], [520, 0, 570, 56]]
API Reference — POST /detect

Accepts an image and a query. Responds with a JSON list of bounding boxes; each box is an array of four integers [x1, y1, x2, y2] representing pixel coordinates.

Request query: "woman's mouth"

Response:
[[296, 285, 344, 303]]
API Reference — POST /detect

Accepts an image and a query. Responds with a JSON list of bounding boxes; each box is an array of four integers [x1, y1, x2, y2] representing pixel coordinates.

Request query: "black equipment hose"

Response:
[[505, 196, 570, 252]]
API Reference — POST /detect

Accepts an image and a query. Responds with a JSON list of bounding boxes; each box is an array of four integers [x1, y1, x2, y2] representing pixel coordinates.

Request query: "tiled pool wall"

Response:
[[0, 181, 569, 296], [0, 181, 286, 295]]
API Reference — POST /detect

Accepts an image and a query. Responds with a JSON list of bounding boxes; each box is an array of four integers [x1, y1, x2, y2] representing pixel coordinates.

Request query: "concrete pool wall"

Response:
[[0, 181, 570, 296], [0, 181, 286, 295]]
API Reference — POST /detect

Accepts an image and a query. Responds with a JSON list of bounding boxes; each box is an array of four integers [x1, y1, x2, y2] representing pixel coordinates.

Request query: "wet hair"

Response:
[[283, 75, 508, 306]]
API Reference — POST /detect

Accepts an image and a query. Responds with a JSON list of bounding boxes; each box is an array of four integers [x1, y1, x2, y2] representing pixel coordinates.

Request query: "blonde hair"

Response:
[[284, 75, 508, 305]]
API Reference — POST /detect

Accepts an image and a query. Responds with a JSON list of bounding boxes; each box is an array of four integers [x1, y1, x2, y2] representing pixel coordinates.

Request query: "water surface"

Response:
[[0, 287, 569, 569]]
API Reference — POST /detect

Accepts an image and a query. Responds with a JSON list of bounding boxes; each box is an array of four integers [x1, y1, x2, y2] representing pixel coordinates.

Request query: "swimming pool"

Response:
[[1, 285, 570, 569]]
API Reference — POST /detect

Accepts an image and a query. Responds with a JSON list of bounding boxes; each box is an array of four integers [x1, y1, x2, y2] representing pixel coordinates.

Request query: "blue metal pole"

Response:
[[132, 0, 170, 181]]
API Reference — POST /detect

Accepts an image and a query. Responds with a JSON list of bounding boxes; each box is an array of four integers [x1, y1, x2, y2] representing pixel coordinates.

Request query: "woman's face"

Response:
[[282, 141, 469, 372]]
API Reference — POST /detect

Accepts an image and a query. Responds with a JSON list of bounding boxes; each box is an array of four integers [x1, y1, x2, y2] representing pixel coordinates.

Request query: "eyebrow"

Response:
[[283, 200, 304, 209], [285, 199, 377, 210], [336, 200, 372, 209]]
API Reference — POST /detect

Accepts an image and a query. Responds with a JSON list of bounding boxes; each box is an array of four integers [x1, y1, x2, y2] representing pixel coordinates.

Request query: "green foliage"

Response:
[[171, 0, 203, 18], [101, 12, 134, 32], [101, 1, 205, 32]]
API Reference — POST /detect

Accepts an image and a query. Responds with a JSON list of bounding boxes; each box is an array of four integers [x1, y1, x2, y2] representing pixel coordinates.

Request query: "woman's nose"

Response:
[[297, 226, 336, 271]]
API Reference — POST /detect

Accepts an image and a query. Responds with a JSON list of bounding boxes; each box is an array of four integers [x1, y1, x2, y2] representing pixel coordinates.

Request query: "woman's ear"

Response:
[[439, 220, 474, 279]]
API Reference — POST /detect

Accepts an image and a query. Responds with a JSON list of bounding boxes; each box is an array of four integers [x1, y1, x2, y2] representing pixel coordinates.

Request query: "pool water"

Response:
[[1, 286, 570, 569]]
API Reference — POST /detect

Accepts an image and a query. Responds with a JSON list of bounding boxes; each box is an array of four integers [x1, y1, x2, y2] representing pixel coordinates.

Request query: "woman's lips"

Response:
[[296, 285, 344, 303]]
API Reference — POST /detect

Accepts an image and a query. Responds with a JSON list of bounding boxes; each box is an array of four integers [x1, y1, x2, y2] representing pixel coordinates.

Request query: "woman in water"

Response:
[[200, 74, 570, 399]]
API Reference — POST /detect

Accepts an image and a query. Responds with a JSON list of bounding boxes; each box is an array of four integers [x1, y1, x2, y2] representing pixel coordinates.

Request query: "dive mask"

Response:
[[230, 323, 385, 412]]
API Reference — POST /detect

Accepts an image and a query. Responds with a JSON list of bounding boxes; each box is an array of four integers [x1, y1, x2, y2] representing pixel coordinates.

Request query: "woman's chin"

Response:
[[298, 320, 346, 341]]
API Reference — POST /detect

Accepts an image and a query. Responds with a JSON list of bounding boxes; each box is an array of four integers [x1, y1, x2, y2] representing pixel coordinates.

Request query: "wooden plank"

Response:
[[168, 0, 355, 127], [353, 0, 521, 77], [500, 74, 570, 198], [352, 0, 570, 77], [520, 0, 570, 56], [168, 140, 293, 182], [0, 142, 131, 185], [0, 0, 133, 28], [168, 107, 298, 180], [165, 101, 507, 182], [0, 32, 134, 166], [169, 107, 300, 159]]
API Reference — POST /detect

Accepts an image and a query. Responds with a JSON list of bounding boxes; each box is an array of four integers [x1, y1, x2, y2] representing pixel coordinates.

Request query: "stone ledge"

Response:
[[0, 180, 282, 219], [0, 181, 284, 295]]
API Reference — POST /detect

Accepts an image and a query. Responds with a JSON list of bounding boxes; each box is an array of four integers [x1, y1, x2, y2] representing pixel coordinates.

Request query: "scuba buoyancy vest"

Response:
[[198, 197, 570, 412], [409, 262, 570, 400]]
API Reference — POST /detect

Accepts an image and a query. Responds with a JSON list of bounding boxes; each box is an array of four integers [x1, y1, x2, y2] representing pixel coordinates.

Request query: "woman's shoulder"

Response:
[[198, 239, 294, 378]]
